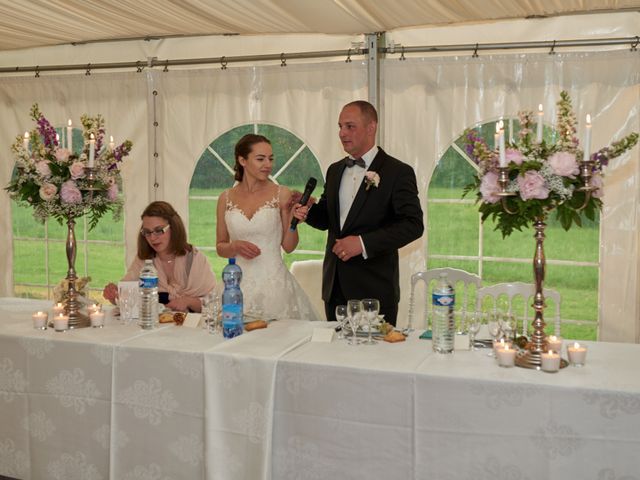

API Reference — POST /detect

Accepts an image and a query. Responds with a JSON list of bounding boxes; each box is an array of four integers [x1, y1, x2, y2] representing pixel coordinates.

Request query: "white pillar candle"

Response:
[[583, 114, 591, 162], [567, 342, 588, 367], [498, 121, 506, 167], [536, 104, 544, 143], [67, 119, 73, 152], [52, 302, 65, 316], [546, 335, 563, 353], [109, 135, 115, 150], [23, 132, 30, 152], [90, 311, 105, 328], [88, 133, 95, 168], [32, 311, 48, 330], [540, 350, 560, 373], [496, 344, 516, 367], [53, 313, 69, 332], [494, 122, 500, 151], [55, 133, 60, 146]]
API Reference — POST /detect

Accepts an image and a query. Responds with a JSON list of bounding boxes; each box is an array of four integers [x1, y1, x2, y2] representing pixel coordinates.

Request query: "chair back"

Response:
[[475, 282, 561, 336], [290, 259, 326, 321], [408, 268, 481, 330]]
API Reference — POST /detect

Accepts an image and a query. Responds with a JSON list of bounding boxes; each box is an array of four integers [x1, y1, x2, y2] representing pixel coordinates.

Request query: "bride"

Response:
[[215, 133, 321, 321]]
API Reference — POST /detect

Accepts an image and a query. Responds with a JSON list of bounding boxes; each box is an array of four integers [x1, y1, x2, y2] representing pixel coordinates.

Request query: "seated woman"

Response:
[[103, 201, 216, 312]]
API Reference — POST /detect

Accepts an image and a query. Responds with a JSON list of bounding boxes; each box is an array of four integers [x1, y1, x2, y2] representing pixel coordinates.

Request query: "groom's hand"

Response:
[[333, 236, 363, 262]]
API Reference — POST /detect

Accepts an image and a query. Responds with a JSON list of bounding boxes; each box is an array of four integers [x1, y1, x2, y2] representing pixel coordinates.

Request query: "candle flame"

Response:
[[574, 342, 580, 348], [586, 114, 591, 125], [68, 119, 72, 127], [24, 131, 29, 139], [90, 133, 95, 140], [538, 104, 543, 113], [37, 311, 43, 315], [110, 135, 114, 142]]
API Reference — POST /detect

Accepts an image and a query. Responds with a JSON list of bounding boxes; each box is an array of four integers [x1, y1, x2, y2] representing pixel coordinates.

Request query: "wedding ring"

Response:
[[341, 251, 346, 257]]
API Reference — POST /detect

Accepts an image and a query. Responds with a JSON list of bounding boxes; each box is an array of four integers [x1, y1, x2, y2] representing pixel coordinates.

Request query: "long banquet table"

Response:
[[1, 298, 639, 479]]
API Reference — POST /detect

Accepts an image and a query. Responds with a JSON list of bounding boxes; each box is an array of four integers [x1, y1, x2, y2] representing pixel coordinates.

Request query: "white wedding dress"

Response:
[[224, 189, 321, 321]]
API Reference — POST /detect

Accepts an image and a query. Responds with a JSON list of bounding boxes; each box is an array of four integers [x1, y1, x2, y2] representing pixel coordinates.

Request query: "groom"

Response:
[[302, 100, 423, 325]]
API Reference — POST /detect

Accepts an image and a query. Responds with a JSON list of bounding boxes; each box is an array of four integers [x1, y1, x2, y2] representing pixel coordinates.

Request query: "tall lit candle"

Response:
[[55, 133, 60, 146], [109, 135, 115, 150], [23, 132, 30, 153], [498, 120, 506, 167], [67, 119, 73, 152], [88, 133, 95, 168], [536, 104, 543, 143], [494, 122, 500, 151], [583, 114, 592, 162]]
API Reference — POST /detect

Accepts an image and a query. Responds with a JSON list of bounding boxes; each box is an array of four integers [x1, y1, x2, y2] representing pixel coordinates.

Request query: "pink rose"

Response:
[[69, 161, 86, 180], [60, 180, 82, 204], [548, 151, 579, 177], [505, 148, 525, 165], [107, 183, 119, 201], [479, 171, 501, 204], [54, 148, 70, 163], [518, 171, 549, 200], [35, 161, 51, 177], [590, 173, 604, 198], [39, 183, 57, 201]]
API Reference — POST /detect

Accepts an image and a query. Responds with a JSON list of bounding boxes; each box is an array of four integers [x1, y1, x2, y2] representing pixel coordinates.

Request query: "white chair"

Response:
[[407, 267, 481, 330], [475, 282, 561, 336], [290, 259, 326, 321]]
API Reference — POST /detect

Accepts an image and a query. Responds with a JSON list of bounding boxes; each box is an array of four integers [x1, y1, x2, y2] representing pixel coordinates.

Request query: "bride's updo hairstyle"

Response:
[[234, 134, 271, 182], [138, 201, 192, 259]]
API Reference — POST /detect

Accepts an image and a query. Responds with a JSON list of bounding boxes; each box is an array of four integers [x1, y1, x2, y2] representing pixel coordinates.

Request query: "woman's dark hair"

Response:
[[233, 134, 271, 181], [137, 201, 192, 259]]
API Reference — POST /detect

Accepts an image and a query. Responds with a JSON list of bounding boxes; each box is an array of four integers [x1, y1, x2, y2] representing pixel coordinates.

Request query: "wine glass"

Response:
[[499, 312, 516, 342], [486, 313, 502, 357], [465, 311, 482, 351], [346, 299, 362, 346], [361, 298, 380, 345], [335, 305, 348, 340]]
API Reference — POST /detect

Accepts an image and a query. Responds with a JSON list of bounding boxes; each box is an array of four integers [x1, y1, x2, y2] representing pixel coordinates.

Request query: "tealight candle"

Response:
[[53, 313, 69, 332], [567, 342, 588, 367], [32, 311, 48, 330], [88, 303, 101, 314], [546, 335, 563, 353], [493, 338, 512, 355], [496, 344, 516, 368], [52, 302, 65, 315], [540, 350, 560, 373], [90, 311, 105, 328]]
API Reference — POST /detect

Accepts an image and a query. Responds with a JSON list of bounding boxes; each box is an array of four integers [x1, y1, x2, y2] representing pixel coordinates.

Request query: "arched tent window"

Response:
[[189, 123, 326, 276], [11, 127, 125, 301], [427, 119, 599, 340]]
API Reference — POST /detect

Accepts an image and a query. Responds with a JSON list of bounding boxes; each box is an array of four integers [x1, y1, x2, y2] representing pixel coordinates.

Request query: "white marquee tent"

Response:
[[0, 1, 638, 342]]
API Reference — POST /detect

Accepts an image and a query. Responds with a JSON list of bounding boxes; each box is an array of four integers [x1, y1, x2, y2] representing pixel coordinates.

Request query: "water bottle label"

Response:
[[139, 277, 158, 289], [432, 293, 455, 307]]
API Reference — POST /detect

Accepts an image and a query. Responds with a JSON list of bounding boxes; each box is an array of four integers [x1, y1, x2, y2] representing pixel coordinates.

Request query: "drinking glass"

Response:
[[465, 311, 482, 351], [117, 291, 133, 325], [202, 285, 223, 334], [499, 312, 516, 342], [346, 299, 362, 346], [335, 305, 348, 340], [361, 298, 380, 345], [486, 313, 502, 357]]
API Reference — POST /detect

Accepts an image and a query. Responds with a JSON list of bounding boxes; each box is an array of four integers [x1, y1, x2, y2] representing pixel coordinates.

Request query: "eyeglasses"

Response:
[[140, 224, 170, 238]]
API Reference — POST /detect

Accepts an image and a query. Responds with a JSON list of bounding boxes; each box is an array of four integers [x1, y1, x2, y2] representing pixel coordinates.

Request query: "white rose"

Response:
[[69, 161, 86, 180], [39, 183, 57, 201]]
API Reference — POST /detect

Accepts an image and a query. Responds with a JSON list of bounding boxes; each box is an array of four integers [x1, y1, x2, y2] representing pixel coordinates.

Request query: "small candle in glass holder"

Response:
[[32, 311, 48, 330], [53, 313, 69, 332], [90, 311, 105, 328], [546, 335, 563, 353], [88, 303, 101, 314], [493, 338, 512, 355], [52, 302, 65, 315], [496, 344, 516, 367], [567, 342, 587, 367], [540, 350, 560, 373]]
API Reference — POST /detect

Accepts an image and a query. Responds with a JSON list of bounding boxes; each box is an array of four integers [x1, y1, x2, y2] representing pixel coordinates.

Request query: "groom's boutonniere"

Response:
[[364, 171, 380, 190]]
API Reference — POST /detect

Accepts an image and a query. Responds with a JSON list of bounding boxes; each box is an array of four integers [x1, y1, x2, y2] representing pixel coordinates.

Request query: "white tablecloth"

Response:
[[1, 298, 640, 479]]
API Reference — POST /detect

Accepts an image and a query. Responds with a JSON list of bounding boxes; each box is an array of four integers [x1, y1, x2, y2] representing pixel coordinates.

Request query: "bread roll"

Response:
[[244, 320, 268, 331]]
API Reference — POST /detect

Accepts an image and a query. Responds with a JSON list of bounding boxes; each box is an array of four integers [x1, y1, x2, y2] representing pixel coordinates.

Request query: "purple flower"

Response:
[[518, 171, 549, 200], [548, 151, 579, 177], [590, 173, 604, 198], [106, 183, 119, 201], [60, 180, 82, 204], [505, 148, 525, 165], [36, 115, 58, 148], [479, 171, 501, 204]]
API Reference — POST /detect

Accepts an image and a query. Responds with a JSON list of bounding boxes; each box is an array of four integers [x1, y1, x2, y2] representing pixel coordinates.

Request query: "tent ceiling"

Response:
[[1, 0, 639, 52]]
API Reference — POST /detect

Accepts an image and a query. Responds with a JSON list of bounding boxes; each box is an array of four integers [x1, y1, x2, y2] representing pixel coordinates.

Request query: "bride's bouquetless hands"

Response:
[[232, 240, 261, 259]]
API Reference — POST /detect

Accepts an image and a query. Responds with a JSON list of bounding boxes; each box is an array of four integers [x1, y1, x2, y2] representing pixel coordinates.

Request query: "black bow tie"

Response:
[[345, 157, 365, 168]]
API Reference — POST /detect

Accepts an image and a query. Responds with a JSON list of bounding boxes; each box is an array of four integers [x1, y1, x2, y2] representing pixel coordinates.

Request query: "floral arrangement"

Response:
[[5, 104, 133, 229], [463, 91, 638, 237], [53, 276, 91, 303], [364, 171, 380, 190]]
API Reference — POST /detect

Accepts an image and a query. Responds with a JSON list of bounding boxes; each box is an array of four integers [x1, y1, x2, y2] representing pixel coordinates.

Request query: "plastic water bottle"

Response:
[[222, 258, 244, 339], [139, 259, 159, 330], [432, 273, 455, 353]]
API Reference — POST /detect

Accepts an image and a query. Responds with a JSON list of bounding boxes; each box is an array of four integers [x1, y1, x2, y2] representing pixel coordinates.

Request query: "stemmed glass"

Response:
[[499, 312, 516, 342], [465, 311, 482, 351], [335, 305, 348, 340], [346, 299, 362, 346], [361, 298, 380, 345], [486, 313, 502, 357]]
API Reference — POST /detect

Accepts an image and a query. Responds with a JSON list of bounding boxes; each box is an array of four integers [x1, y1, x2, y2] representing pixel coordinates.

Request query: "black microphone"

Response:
[[290, 177, 317, 231]]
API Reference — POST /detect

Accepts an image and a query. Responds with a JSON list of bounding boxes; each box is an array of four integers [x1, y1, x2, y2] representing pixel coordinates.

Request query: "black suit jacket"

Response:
[[306, 147, 424, 309]]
